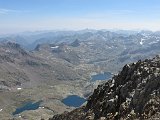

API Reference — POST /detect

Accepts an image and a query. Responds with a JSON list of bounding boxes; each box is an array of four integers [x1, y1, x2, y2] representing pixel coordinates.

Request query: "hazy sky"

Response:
[[0, 0, 160, 34]]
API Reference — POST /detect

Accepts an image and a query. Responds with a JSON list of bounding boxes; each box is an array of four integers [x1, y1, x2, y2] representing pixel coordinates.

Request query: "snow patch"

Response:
[[87, 42, 93, 45], [108, 98, 114, 102], [17, 88, 22, 90], [51, 46, 59, 49], [39, 106, 45, 109], [101, 36, 106, 40], [108, 46, 114, 49], [5, 50, 10, 53], [0, 109, 2, 112], [140, 38, 145, 45]]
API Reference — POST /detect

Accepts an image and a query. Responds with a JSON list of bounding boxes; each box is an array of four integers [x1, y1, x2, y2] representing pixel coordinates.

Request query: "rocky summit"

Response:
[[50, 56, 160, 120]]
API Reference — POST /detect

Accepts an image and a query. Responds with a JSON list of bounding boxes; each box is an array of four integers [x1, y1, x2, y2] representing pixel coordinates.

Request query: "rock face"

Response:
[[70, 39, 80, 47], [50, 56, 160, 120]]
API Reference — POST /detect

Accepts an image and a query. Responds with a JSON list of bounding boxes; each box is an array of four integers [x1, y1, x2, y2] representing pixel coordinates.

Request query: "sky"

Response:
[[0, 0, 160, 34]]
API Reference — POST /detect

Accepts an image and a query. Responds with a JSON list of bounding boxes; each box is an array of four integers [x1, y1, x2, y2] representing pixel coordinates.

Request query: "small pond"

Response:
[[91, 72, 112, 81], [62, 95, 86, 107], [12, 100, 42, 115]]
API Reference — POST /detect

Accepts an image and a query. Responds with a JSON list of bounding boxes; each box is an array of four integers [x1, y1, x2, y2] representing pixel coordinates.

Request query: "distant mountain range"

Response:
[[0, 30, 160, 119], [0, 29, 156, 50], [1, 30, 160, 88]]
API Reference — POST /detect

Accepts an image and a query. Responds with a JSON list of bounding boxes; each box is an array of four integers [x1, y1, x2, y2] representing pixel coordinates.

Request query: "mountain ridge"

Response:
[[50, 56, 160, 120]]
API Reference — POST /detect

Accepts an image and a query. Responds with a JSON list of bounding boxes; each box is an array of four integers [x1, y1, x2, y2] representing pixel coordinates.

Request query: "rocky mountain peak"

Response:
[[0, 42, 28, 61], [70, 39, 80, 47], [6, 42, 21, 49], [34, 44, 46, 52], [50, 56, 160, 120]]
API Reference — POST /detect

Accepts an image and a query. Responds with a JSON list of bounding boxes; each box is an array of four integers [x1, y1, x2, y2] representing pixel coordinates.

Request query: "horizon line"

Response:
[[0, 28, 160, 36]]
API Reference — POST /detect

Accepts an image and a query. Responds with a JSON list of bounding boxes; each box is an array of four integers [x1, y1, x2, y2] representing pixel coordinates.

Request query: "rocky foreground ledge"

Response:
[[49, 56, 160, 120]]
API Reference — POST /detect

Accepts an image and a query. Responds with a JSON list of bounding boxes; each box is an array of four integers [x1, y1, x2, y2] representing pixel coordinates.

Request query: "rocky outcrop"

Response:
[[50, 56, 160, 120], [6, 42, 28, 56], [70, 39, 80, 47]]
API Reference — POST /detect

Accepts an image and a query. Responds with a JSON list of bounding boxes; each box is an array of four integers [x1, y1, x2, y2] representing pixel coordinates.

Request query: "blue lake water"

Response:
[[62, 95, 86, 107], [91, 72, 112, 81], [12, 100, 42, 115]]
